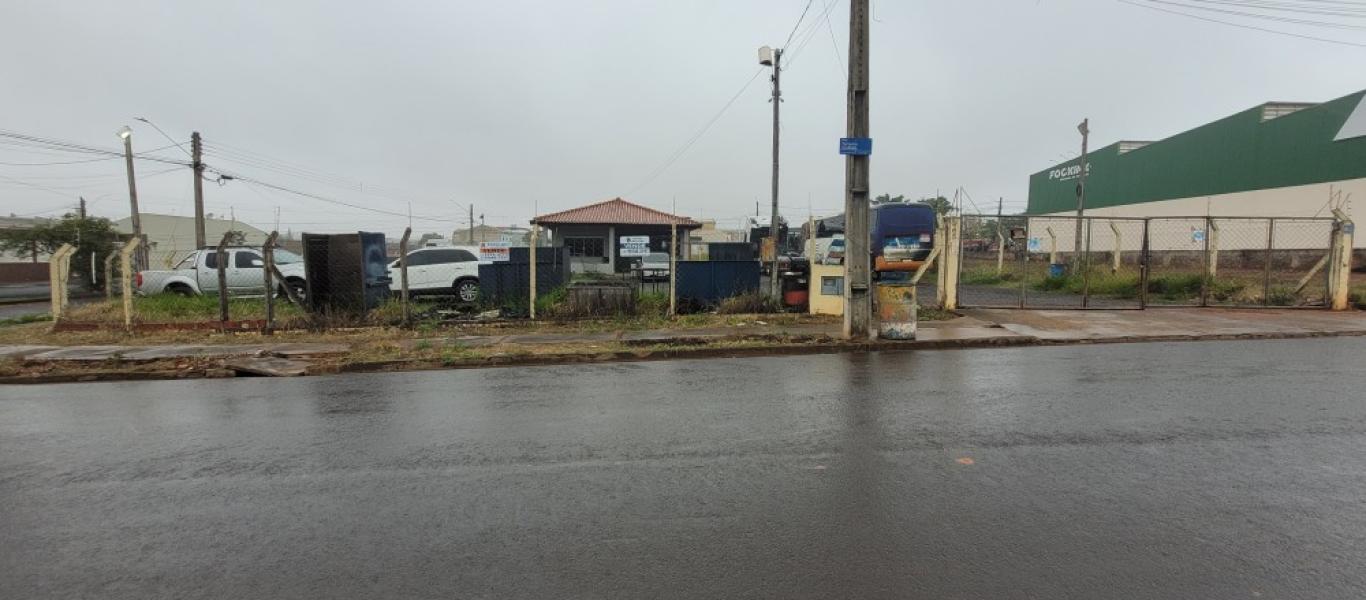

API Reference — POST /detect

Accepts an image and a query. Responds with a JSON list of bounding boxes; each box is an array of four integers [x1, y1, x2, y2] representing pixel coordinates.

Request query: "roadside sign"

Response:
[[479, 241, 511, 262], [1027, 237, 1042, 252], [838, 137, 872, 156], [619, 236, 650, 257], [1191, 229, 1206, 243]]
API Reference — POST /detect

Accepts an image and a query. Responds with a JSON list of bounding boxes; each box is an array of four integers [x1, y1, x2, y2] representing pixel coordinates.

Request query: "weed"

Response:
[[0, 313, 52, 327], [717, 292, 781, 314]]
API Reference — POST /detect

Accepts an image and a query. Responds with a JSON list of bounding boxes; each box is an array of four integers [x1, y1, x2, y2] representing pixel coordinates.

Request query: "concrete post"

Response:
[[669, 223, 677, 317], [119, 237, 141, 331], [1329, 210, 1355, 311], [935, 216, 947, 307], [103, 253, 117, 299], [1208, 219, 1221, 279], [398, 227, 411, 326], [1109, 222, 1123, 273], [1046, 227, 1058, 265], [529, 227, 538, 320], [942, 216, 962, 310], [48, 244, 74, 322]]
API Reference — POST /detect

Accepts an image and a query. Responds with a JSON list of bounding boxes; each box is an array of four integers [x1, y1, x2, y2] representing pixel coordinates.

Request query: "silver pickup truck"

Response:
[[136, 247, 308, 297]]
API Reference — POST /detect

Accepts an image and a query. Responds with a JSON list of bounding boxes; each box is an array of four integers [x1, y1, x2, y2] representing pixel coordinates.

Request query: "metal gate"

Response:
[[957, 215, 1337, 310]]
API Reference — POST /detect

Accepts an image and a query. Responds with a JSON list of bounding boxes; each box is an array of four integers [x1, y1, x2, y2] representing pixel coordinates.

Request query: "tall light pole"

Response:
[[760, 45, 782, 299], [117, 126, 143, 268], [1073, 118, 1089, 264]]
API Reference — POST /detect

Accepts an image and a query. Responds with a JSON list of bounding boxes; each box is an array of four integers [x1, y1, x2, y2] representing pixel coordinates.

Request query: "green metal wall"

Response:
[[1027, 90, 1366, 214]]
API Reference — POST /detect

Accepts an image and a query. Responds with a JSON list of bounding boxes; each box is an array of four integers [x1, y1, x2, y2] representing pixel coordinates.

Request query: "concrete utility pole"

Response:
[[766, 47, 783, 300], [117, 126, 143, 270], [191, 132, 206, 249], [842, 0, 872, 339], [78, 196, 87, 219], [1074, 118, 1089, 263]]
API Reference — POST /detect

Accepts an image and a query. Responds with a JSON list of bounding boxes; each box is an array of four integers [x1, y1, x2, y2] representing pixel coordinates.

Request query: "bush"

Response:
[[636, 292, 669, 318], [717, 292, 781, 314]]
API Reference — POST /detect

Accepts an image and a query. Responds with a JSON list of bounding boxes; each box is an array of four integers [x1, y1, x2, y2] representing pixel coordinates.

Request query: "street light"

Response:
[[117, 125, 143, 269], [759, 44, 782, 300]]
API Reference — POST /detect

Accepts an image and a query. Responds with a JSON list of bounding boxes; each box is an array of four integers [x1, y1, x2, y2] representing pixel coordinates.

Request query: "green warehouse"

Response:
[[1028, 88, 1366, 250]]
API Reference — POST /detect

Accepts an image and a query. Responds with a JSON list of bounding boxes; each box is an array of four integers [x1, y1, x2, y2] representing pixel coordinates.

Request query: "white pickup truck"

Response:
[[136, 247, 308, 298]]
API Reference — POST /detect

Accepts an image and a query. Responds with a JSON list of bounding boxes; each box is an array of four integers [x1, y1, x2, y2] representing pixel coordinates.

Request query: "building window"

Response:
[[821, 276, 843, 296], [565, 237, 605, 258]]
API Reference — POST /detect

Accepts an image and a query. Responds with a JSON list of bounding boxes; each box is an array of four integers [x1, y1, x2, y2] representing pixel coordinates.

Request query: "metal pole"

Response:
[[121, 132, 143, 270], [842, 0, 872, 339], [192, 132, 206, 249], [768, 48, 783, 300], [1199, 217, 1210, 307], [1081, 219, 1092, 308], [1073, 118, 1089, 267], [1140, 219, 1150, 308]]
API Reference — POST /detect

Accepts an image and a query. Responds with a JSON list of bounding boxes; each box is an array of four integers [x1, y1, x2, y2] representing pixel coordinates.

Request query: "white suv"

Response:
[[389, 246, 482, 302]]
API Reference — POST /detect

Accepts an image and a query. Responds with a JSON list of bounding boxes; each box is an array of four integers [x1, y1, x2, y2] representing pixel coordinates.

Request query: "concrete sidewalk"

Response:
[[4, 309, 1365, 365], [960, 308, 1366, 342]]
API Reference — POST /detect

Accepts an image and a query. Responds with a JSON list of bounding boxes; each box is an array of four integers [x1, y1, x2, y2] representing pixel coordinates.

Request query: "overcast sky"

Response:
[[3, 0, 1363, 238]]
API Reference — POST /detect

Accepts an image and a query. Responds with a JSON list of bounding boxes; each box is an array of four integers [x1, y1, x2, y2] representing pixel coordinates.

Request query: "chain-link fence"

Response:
[[956, 215, 1343, 310]]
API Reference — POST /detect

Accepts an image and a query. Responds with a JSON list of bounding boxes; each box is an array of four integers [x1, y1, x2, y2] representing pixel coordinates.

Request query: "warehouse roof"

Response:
[[531, 198, 700, 227]]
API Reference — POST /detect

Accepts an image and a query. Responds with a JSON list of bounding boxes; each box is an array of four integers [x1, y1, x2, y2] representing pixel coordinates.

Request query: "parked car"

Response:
[[136, 247, 307, 298], [638, 252, 671, 282], [389, 246, 482, 302]]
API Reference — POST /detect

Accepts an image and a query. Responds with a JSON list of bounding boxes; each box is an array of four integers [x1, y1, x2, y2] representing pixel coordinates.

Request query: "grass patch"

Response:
[[961, 267, 1016, 286], [917, 304, 955, 321], [62, 294, 308, 324], [0, 313, 52, 327]]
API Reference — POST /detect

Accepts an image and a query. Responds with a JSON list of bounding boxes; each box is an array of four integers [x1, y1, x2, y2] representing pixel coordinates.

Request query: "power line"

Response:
[[1118, 0, 1366, 47], [783, 0, 817, 48], [625, 67, 766, 196], [1145, 0, 1366, 29], [134, 118, 193, 157], [208, 168, 462, 223]]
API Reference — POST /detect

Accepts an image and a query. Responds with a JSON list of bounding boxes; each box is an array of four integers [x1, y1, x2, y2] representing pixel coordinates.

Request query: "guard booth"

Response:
[[302, 231, 391, 314]]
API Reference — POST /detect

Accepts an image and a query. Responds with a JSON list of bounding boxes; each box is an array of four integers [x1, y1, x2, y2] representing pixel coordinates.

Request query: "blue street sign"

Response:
[[839, 137, 872, 156]]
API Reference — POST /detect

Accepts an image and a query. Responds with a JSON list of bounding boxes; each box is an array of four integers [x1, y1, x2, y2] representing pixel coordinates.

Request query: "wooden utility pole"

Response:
[[192, 132, 206, 249], [768, 48, 783, 300], [78, 196, 87, 219], [469, 205, 475, 244], [842, 0, 872, 339], [1074, 118, 1089, 264]]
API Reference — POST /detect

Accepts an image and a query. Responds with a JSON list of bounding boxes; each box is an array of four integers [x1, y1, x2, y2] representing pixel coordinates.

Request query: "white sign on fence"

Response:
[[479, 241, 511, 262], [619, 235, 651, 257]]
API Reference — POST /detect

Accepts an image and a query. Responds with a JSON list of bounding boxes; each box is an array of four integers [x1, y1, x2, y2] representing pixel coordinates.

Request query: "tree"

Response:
[[0, 212, 121, 289], [918, 195, 954, 216], [873, 193, 906, 205]]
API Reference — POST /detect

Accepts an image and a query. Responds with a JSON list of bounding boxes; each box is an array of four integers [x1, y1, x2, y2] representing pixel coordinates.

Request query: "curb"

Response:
[[4, 328, 1366, 385]]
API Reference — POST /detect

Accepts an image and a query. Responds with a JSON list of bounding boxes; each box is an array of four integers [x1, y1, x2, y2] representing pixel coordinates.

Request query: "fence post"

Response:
[[995, 230, 1006, 276], [935, 215, 947, 307], [942, 216, 961, 310], [1045, 226, 1058, 266], [1329, 210, 1355, 310], [48, 244, 74, 322], [1207, 219, 1221, 279], [1081, 220, 1093, 308], [1109, 222, 1123, 273], [1263, 218, 1275, 307], [1199, 217, 1211, 307], [529, 227, 538, 320], [1139, 219, 1150, 309], [103, 252, 117, 299], [216, 231, 231, 326], [120, 237, 141, 331], [263, 231, 278, 334], [669, 223, 677, 317], [398, 227, 411, 326]]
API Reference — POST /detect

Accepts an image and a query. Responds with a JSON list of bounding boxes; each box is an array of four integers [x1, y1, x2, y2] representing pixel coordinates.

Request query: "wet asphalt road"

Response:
[[4, 339, 1366, 599]]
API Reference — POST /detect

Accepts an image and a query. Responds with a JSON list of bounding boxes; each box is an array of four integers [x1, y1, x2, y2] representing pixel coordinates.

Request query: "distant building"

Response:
[[688, 220, 747, 259], [1028, 88, 1366, 245], [531, 198, 700, 273], [114, 213, 270, 268]]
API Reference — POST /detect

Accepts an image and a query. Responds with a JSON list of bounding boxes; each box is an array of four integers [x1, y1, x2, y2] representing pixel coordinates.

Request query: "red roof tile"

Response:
[[531, 198, 700, 227]]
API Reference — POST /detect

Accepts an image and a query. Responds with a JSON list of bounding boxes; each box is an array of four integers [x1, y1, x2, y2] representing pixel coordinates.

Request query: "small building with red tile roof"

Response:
[[531, 198, 702, 274]]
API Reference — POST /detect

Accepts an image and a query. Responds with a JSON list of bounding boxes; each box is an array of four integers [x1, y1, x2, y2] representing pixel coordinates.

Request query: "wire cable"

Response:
[[1117, 0, 1366, 46]]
